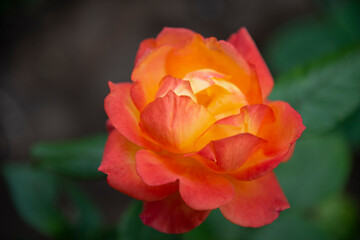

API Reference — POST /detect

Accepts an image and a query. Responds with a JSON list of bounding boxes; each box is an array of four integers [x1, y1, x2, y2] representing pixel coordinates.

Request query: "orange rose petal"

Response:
[[139, 91, 215, 153], [216, 112, 244, 127], [230, 102, 305, 180], [196, 104, 274, 151], [140, 192, 210, 234], [135, 150, 235, 210], [281, 143, 296, 163], [134, 38, 156, 66], [156, 27, 196, 46], [216, 104, 275, 132], [259, 101, 305, 154], [166, 34, 257, 102], [205, 91, 247, 120], [194, 123, 244, 151], [131, 45, 173, 107], [228, 28, 274, 100], [156, 75, 197, 102], [241, 104, 276, 135], [195, 133, 264, 173], [130, 81, 148, 111], [220, 172, 289, 227], [229, 148, 290, 180], [98, 130, 177, 201], [104, 82, 145, 147], [217, 40, 250, 74]]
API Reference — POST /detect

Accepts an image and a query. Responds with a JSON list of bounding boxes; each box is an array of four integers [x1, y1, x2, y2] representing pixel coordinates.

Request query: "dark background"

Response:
[[1, 0, 357, 239]]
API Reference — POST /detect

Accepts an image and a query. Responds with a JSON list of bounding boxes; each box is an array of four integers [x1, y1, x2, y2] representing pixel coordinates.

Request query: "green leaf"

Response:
[[264, 0, 360, 75], [118, 200, 181, 240], [2, 164, 105, 239], [270, 49, 360, 135], [275, 133, 351, 211], [340, 106, 360, 149], [31, 134, 107, 179], [2, 164, 69, 237], [62, 182, 104, 239], [312, 194, 359, 240], [265, 18, 352, 75], [325, 0, 360, 40], [250, 211, 330, 240], [183, 209, 254, 240]]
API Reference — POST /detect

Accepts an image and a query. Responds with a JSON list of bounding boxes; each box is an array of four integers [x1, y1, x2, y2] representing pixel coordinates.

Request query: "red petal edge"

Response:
[[220, 172, 289, 227], [228, 28, 274, 100], [135, 149, 235, 210], [98, 130, 177, 201], [140, 192, 210, 234]]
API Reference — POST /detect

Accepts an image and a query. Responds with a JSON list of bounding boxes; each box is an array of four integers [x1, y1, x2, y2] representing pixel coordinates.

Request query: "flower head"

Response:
[[99, 27, 305, 234]]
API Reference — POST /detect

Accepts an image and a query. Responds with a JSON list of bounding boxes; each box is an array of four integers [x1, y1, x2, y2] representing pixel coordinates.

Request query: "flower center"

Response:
[[184, 69, 247, 120]]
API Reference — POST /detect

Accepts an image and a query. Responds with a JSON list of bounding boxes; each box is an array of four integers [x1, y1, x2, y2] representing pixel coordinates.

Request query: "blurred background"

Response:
[[1, 0, 359, 239]]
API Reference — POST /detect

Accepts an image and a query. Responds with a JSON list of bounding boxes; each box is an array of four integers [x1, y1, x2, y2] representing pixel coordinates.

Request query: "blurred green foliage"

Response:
[[2, 0, 360, 239], [31, 134, 107, 179], [2, 164, 104, 239]]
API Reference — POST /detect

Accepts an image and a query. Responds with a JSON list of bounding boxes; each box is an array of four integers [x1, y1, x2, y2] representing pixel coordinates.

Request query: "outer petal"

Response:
[[140, 192, 210, 234], [156, 27, 196, 46], [131, 45, 173, 109], [98, 130, 177, 201], [136, 150, 235, 210], [228, 28, 274, 100], [105, 119, 114, 133], [104, 82, 144, 147], [139, 91, 215, 153], [259, 101, 305, 154], [281, 143, 296, 163], [134, 38, 156, 66], [134, 27, 195, 66], [195, 133, 264, 172], [229, 148, 292, 181], [230, 102, 305, 180], [220, 172, 289, 227], [130, 81, 148, 111]]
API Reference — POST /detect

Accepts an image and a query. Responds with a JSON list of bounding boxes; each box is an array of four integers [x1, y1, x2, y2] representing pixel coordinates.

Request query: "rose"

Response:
[[99, 27, 305, 234]]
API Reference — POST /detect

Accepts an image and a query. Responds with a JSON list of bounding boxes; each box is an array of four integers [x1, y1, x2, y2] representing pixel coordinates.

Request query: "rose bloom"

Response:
[[99, 27, 305, 234]]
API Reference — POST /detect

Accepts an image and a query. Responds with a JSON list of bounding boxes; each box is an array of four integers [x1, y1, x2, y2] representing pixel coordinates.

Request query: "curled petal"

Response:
[[140, 192, 210, 234], [216, 104, 275, 134], [220, 172, 289, 227], [259, 101, 305, 154], [230, 102, 305, 180], [195, 123, 244, 151], [195, 133, 264, 172], [104, 82, 144, 147], [130, 81, 148, 111], [228, 28, 274, 100], [140, 91, 215, 153], [136, 150, 235, 210], [281, 143, 296, 163], [99, 130, 177, 201], [195, 104, 274, 151], [156, 75, 197, 102], [241, 104, 275, 135], [229, 148, 292, 180]]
